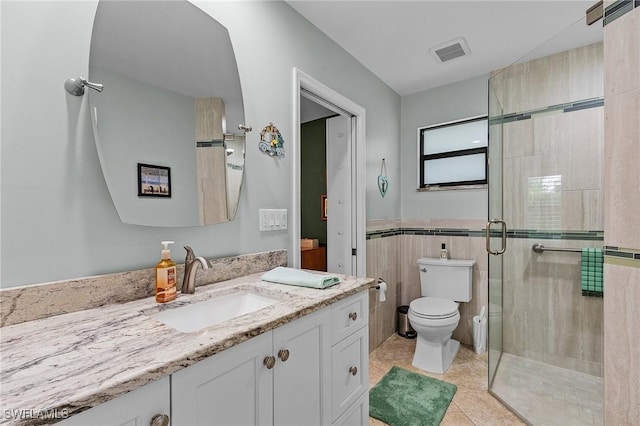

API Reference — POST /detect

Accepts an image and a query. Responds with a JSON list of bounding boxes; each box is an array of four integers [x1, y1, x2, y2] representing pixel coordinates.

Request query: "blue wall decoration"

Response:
[[378, 158, 388, 197]]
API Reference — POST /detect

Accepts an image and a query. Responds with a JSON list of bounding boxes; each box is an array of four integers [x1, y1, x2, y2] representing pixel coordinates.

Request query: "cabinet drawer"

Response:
[[332, 391, 369, 426], [331, 326, 368, 422], [331, 292, 368, 344]]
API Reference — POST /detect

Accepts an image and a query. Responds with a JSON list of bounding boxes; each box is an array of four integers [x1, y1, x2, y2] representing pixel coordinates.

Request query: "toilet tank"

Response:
[[417, 258, 475, 302]]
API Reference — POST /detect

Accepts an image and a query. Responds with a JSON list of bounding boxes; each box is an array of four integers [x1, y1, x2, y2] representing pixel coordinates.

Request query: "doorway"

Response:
[[292, 68, 366, 276]]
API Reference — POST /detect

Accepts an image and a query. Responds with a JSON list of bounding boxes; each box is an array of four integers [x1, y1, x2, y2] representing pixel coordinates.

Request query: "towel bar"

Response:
[[532, 243, 593, 253]]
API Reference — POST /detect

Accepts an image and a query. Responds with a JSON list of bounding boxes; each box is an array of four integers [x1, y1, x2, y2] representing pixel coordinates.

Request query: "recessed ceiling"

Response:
[[286, 1, 603, 96]]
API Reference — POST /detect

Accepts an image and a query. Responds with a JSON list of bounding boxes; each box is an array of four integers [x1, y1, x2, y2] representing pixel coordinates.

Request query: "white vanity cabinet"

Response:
[[329, 292, 369, 425], [171, 307, 332, 426], [171, 291, 369, 426], [58, 376, 170, 426], [57, 291, 369, 426]]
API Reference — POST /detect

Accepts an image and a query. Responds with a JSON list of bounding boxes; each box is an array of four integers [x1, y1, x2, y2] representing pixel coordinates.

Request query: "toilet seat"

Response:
[[409, 297, 459, 319]]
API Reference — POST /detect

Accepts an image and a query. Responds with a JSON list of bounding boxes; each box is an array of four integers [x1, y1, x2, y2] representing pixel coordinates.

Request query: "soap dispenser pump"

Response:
[[156, 241, 177, 303]]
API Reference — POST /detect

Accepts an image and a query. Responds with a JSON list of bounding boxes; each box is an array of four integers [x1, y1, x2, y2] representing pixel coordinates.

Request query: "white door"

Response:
[[326, 116, 353, 274]]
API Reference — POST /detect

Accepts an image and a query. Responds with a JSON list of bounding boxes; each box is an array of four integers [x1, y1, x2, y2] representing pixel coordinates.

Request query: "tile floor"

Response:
[[491, 353, 604, 426], [368, 334, 526, 425]]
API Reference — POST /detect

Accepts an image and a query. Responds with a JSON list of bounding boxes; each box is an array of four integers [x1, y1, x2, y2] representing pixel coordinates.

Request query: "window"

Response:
[[418, 116, 488, 188]]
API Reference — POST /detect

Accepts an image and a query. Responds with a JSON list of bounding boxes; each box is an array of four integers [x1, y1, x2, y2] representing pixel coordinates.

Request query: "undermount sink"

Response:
[[151, 291, 281, 333]]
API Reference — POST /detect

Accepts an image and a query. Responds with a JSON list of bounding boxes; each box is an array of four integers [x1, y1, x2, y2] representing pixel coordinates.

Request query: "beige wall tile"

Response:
[[367, 235, 401, 352], [605, 409, 633, 426], [604, 88, 640, 248], [604, 264, 640, 424], [501, 239, 604, 374], [604, 8, 640, 97], [497, 43, 603, 114]]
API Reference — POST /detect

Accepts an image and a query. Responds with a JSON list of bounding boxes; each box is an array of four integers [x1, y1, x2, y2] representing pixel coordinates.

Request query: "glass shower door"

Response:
[[486, 16, 604, 425], [487, 81, 504, 387]]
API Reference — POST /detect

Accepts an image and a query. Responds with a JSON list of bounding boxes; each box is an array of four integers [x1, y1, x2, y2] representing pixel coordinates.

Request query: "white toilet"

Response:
[[408, 257, 475, 374]]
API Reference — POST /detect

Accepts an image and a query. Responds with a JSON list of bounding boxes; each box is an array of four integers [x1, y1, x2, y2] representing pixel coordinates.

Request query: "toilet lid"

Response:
[[409, 297, 458, 319]]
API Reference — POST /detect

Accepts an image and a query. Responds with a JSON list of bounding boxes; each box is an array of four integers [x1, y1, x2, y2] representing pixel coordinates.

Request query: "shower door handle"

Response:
[[486, 219, 507, 255]]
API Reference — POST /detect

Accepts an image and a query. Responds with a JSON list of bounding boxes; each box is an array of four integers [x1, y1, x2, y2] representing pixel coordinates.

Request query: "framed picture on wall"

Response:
[[321, 194, 327, 221], [138, 163, 171, 197]]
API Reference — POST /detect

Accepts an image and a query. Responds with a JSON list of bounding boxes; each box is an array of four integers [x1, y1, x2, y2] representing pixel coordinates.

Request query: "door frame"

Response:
[[291, 68, 366, 276]]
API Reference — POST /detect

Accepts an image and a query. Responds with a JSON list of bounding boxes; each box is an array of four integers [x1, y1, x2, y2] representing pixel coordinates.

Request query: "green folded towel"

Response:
[[581, 248, 603, 297], [261, 267, 340, 289]]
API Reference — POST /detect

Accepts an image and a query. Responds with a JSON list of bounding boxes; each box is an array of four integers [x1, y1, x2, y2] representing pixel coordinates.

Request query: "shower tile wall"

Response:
[[366, 219, 489, 350], [603, 3, 640, 425], [493, 43, 605, 375], [490, 42, 603, 115]]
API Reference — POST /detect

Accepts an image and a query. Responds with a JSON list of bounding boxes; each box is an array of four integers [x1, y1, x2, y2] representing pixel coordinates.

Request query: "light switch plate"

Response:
[[259, 209, 287, 231]]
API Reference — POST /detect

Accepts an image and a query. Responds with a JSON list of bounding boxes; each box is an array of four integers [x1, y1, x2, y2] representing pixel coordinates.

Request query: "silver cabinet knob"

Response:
[[150, 414, 169, 426], [278, 349, 290, 362], [349, 366, 358, 376], [263, 355, 276, 369], [348, 312, 358, 321]]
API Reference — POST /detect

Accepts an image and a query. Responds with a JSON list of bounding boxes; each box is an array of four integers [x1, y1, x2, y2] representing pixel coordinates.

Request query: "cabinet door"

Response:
[[272, 308, 331, 426], [59, 376, 170, 426], [171, 332, 273, 426], [331, 327, 368, 422]]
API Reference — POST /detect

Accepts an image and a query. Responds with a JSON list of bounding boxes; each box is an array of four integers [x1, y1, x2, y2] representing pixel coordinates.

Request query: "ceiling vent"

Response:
[[430, 37, 471, 63]]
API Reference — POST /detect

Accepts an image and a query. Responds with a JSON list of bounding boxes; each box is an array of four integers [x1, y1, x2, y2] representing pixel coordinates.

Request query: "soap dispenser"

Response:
[[440, 243, 449, 260], [156, 241, 177, 303]]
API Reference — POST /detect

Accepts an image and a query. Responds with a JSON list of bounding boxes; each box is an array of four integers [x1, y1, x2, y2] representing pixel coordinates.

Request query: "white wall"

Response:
[[400, 74, 489, 220], [0, 1, 401, 288]]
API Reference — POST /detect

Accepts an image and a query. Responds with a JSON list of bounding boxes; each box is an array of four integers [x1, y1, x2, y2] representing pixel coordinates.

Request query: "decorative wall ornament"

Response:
[[378, 158, 388, 198], [259, 122, 285, 157]]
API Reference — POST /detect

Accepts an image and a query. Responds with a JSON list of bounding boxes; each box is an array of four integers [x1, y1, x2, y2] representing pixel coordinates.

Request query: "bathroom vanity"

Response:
[[0, 271, 371, 425]]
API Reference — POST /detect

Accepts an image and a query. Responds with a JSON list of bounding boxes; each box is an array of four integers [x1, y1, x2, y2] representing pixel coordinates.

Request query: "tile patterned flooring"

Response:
[[491, 353, 604, 426], [369, 335, 526, 425]]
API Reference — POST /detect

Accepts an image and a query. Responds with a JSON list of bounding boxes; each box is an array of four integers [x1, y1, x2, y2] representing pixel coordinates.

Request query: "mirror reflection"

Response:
[[89, 0, 245, 227]]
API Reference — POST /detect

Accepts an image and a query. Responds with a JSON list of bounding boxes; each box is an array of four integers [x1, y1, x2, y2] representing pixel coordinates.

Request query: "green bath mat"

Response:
[[369, 366, 457, 426]]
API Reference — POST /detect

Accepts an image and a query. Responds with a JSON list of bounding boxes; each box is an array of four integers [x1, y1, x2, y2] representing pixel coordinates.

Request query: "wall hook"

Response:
[[64, 77, 104, 96]]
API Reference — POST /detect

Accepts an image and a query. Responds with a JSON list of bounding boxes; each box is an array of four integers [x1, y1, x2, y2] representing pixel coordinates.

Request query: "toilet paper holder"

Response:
[[370, 278, 387, 302], [369, 278, 386, 290]]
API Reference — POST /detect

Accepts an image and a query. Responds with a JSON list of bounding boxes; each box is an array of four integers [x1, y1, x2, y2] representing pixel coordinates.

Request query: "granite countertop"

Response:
[[0, 272, 373, 425]]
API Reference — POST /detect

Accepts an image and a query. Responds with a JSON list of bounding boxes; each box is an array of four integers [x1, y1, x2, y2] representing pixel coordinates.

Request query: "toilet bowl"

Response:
[[408, 258, 475, 374]]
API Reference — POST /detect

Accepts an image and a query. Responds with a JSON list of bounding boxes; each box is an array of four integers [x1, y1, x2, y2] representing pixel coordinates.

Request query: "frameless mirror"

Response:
[[89, 0, 246, 227]]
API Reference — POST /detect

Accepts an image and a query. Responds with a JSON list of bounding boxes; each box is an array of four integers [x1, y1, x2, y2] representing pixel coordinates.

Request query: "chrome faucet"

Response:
[[181, 246, 212, 294]]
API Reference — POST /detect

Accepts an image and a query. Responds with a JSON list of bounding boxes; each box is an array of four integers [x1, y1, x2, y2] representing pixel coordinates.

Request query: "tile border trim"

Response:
[[489, 97, 604, 125], [366, 227, 640, 267], [366, 227, 604, 241], [604, 0, 637, 25]]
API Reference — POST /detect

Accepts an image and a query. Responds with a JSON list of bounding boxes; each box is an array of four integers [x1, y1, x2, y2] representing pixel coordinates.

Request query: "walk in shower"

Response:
[[487, 15, 605, 425]]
